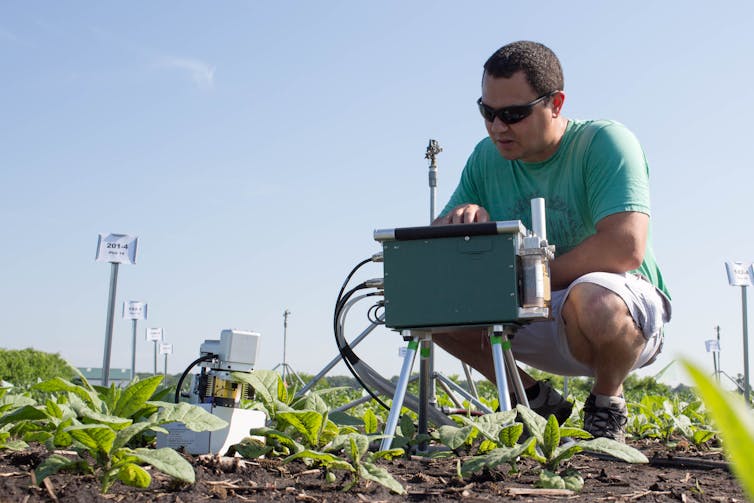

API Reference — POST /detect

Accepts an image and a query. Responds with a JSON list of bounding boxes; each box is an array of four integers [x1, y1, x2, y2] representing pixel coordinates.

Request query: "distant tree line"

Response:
[[0, 348, 76, 388]]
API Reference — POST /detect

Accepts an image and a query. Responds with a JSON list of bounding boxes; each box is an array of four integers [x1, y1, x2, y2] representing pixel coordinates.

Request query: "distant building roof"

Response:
[[77, 368, 132, 381]]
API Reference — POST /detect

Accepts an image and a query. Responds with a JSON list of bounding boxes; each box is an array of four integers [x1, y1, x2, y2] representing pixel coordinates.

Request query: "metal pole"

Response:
[[153, 340, 158, 376], [419, 140, 441, 447], [283, 309, 290, 385], [742, 286, 751, 404], [101, 262, 120, 387], [130, 319, 137, 382], [164, 353, 168, 379], [716, 325, 722, 383]]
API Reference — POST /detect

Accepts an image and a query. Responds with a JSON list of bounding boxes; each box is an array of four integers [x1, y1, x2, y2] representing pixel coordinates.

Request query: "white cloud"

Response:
[[160, 57, 215, 90]]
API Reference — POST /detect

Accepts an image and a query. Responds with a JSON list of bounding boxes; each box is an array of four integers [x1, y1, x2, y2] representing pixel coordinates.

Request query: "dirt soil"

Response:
[[0, 439, 746, 503]]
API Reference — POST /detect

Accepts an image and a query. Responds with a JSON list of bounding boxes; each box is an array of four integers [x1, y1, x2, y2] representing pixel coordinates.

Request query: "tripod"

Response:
[[272, 309, 304, 387]]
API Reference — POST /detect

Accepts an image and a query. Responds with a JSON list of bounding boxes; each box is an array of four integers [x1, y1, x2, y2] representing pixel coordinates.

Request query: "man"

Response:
[[432, 41, 671, 442]]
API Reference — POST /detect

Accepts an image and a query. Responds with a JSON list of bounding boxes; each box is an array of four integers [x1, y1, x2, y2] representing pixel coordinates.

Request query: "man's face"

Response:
[[480, 71, 560, 163]]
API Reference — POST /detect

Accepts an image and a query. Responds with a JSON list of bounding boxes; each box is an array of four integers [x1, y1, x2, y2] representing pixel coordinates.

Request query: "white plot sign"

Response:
[[705, 339, 720, 353], [159, 343, 173, 355], [123, 301, 148, 320], [96, 234, 138, 264], [146, 327, 164, 342]]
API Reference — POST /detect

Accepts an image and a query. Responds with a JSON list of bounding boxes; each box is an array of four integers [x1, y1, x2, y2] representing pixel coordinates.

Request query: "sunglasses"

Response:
[[477, 91, 557, 125]]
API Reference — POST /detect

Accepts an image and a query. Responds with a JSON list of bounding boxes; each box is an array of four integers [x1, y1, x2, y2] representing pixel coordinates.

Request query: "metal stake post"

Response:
[[101, 263, 120, 387], [282, 309, 290, 384], [741, 286, 751, 404], [716, 325, 722, 383], [130, 319, 138, 382]]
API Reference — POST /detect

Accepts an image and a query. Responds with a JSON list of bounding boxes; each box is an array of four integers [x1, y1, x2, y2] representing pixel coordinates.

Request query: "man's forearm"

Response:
[[548, 213, 648, 290]]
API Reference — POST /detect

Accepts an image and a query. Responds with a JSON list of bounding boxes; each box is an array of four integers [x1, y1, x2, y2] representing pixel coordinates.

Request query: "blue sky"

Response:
[[2, 2, 753, 389]]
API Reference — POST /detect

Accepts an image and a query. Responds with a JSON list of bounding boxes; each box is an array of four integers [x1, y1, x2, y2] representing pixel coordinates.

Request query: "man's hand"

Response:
[[433, 204, 490, 225]]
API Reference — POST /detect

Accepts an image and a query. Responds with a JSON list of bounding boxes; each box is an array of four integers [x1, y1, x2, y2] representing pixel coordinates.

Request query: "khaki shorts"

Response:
[[510, 272, 672, 377]]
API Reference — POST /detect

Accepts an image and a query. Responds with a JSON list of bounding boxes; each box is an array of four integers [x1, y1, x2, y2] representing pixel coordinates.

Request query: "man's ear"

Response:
[[550, 91, 565, 117]]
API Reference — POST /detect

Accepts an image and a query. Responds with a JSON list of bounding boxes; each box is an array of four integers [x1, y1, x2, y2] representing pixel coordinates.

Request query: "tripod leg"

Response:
[[502, 328, 528, 408], [489, 325, 512, 411], [380, 335, 419, 451]]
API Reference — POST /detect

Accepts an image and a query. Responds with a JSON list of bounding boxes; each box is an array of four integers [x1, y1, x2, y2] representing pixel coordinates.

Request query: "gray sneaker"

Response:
[[527, 381, 573, 425], [583, 393, 628, 442]]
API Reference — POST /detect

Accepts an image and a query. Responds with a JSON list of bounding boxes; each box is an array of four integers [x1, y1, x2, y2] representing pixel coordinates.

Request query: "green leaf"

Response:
[[0, 405, 49, 426], [516, 405, 547, 445], [577, 437, 648, 463], [278, 411, 324, 447], [563, 470, 585, 491], [498, 423, 524, 447], [535, 469, 566, 489], [249, 427, 305, 454], [44, 399, 63, 419], [682, 359, 754, 501], [229, 437, 273, 459], [292, 392, 330, 414], [22, 431, 51, 444], [66, 424, 116, 454], [231, 370, 279, 405], [692, 429, 716, 445], [34, 453, 90, 484], [65, 395, 131, 429], [113, 421, 160, 451], [149, 401, 228, 432], [370, 448, 404, 461], [461, 438, 537, 476], [548, 443, 583, 470], [454, 411, 516, 443], [116, 462, 151, 488], [542, 415, 560, 459], [277, 378, 289, 403], [130, 447, 195, 483], [284, 449, 355, 472], [33, 378, 100, 409], [558, 427, 592, 440], [363, 408, 378, 434], [0, 393, 36, 409], [436, 425, 474, 451], [328, 411, 363, 427], [359, 460, 406, 495], [1, 438, 28, 451], [328, 433, 369, 461], [479, 439, 498, 453], [113, 376, 163, 418], [398, 414, 415, 438]]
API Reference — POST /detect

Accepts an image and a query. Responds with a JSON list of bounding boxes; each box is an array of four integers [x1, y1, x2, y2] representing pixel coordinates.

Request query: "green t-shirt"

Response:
[[441, 119, 669, 298]]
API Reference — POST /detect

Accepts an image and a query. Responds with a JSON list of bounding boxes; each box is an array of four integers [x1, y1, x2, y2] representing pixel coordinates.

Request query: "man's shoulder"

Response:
[[567, 118, 630, 136], [566, 119, 641, 153]]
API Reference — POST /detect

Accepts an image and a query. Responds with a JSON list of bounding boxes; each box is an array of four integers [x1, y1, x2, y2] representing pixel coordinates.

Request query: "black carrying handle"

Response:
[[393, 222, 500, 241]]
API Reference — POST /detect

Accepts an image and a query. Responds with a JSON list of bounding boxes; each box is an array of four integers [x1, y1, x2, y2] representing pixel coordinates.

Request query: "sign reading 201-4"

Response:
[[96, 234, 138, 264]]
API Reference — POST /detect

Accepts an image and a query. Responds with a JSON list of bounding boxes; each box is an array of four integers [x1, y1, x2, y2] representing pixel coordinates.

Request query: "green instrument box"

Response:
[[375, 221, 545, 330]]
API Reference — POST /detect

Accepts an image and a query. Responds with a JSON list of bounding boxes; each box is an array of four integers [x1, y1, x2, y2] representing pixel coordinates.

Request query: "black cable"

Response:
[[336, 258, 372, 308], [174, 353, 217, 403], [367, 302, 385, 324], [334, 280, 390, 410]]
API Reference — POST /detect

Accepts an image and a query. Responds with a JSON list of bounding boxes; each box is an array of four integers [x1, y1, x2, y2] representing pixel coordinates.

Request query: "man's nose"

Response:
[[490, 117, 510, 132]]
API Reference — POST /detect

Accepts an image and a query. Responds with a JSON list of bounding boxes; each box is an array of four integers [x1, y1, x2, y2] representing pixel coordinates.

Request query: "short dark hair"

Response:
[[483, 41, 564, 95]]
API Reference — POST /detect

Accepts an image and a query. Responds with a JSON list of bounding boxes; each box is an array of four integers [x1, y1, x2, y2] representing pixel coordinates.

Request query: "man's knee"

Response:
[[563, 282, 641, 345]]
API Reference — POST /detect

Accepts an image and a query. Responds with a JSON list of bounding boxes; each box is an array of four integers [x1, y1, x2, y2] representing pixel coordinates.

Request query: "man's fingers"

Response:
[[435, 204, 491, 224]]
